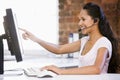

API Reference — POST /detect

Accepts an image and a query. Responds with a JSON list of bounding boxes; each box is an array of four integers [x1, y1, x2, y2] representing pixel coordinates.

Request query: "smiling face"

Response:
[[78, 9, 95, 35]]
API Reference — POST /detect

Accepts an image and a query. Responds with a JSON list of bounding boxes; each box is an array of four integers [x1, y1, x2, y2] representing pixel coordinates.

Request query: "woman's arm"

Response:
[[42, 47, 109, 74], [19, 28, 81, 54], [61, 47, 108, 74], [36, 39, 81, 54]]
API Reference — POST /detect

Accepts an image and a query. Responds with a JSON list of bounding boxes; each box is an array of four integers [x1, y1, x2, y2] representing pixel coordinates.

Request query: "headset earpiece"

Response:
[[94, 18, 97, 23]]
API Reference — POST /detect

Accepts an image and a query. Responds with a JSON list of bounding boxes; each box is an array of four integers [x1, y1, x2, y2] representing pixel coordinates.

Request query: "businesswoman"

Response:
[[20, 2, 118, 74]]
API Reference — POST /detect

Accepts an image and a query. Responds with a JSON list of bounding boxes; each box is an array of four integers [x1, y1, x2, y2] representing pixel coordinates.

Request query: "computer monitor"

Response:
[[0, 8, 23, 74], [1, 8, 23, 62], [3, 8, 23, 62]]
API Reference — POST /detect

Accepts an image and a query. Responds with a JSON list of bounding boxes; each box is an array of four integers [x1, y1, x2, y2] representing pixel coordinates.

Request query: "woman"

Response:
[[20, 2, 118, 74]]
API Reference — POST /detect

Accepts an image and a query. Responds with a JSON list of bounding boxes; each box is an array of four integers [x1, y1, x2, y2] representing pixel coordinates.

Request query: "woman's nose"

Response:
[[78, 19, 82, 26]]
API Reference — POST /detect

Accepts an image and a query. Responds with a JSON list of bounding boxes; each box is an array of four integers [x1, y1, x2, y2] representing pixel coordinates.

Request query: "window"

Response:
[[0, 0, 59, 50]]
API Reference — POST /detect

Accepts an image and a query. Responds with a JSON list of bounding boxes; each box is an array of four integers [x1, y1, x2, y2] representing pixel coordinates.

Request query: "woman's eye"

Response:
[[79, 18, 85, 22], [82, 18, 85, 21]]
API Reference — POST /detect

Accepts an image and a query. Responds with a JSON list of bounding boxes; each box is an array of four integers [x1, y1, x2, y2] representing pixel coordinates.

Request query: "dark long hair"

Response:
[[83, 2, 118, 73]]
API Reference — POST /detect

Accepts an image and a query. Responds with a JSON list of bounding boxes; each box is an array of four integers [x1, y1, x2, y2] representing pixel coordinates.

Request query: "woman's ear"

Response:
[[94, 18, 99, 24]]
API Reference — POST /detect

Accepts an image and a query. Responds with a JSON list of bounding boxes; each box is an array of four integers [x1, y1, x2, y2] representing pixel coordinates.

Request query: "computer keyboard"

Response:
[[23, 67, 57, 78]]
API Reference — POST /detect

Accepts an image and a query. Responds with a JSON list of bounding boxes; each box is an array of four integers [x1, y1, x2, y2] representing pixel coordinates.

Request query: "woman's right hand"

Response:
[[19, 28, 39, 42]]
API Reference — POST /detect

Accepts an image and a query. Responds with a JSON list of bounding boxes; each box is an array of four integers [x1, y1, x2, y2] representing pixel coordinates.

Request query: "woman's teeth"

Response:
[[81, 26, 86, 30]]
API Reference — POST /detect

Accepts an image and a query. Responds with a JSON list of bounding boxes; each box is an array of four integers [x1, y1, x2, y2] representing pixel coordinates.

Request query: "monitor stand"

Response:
[[4, 53, 15, 61], [0, 36, 4, 74]]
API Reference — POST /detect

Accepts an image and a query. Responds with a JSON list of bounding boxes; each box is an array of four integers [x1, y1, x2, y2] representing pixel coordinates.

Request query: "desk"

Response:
[[1, 73, 120, 80], [1, 50, 120, 80]]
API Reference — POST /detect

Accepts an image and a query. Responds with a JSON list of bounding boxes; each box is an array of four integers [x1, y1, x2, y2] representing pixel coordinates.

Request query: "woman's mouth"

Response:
[[81, 26, 86, 30]]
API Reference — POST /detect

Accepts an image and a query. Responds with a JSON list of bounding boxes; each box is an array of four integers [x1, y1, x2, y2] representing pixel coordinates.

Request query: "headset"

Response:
[[94, 18, 97, 23], [79, 18, 98, 31], [87, 18, 98, 28]]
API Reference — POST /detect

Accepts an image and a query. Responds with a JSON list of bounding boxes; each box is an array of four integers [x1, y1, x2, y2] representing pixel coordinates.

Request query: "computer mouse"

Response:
[[37, 70, 57, 78], [40, 74, 53, 78]]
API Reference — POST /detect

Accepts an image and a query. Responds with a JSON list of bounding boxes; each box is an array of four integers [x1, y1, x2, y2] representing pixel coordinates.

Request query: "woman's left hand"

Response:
[[41, 65, 62, 75]]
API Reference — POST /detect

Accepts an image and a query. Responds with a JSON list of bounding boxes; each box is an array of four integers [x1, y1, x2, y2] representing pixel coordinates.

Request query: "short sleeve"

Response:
[[96, 37, 112, 59]]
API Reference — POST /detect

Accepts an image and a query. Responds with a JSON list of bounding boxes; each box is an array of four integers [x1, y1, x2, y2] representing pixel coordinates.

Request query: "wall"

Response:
[[59, 0, 120, 73]]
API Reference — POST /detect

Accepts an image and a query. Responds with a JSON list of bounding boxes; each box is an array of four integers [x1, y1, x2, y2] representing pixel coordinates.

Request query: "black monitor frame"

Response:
[[0, 8, 23, 74]]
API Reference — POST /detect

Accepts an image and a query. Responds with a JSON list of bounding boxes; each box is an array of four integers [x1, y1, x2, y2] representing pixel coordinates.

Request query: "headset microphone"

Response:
[[79, 18, 98, 30], [87, 18, 97, 28], [88, 23, 95, 28]]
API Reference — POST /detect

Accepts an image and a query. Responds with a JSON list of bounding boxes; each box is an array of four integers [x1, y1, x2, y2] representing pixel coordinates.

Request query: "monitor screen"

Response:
[[3, 8, 23, 62]]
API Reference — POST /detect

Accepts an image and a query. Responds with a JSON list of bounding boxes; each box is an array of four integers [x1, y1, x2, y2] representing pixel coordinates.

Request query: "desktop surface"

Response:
[[2, 50, 120, 80], [1, 73, 120, 80]]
